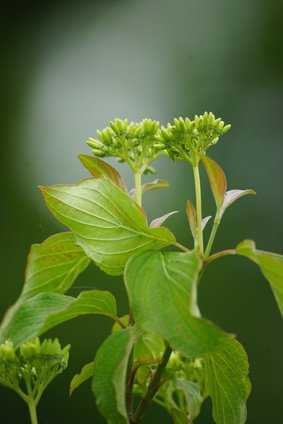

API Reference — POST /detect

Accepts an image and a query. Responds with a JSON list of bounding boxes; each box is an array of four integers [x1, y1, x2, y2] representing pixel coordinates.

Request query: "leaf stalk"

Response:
[[192, 165, 204, 255]]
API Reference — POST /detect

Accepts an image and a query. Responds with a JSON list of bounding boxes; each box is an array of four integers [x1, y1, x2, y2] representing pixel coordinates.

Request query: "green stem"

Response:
[[27, 399, 38, 424], [205, 249, 236, 265], [132, 345, 172, 423], [134, 171, 142, 207], [204, 210, 221, 258], [192, 165, 204, 255], [175, 242, 190, 252]]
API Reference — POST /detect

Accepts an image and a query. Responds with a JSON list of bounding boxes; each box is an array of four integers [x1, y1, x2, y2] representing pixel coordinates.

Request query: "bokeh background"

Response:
[[1, 0, 283, 422]]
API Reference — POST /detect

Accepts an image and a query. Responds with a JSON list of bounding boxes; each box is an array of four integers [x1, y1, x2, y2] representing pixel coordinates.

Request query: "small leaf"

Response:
[[70, 361, 94, 396], [0, 290, 117, 347], [79, 154, 127, 190], [130, 179, 169, 198], [125, 251, 250, 424], [143, 179, 169, 193], [186, 200, 197, 238], [202, 215, 211, 231], [202, 156, 227, 208], [220, 189, 256, 217], [92, 327, 137, 424], [157, 378, 203, 423], [236, 240, 283, 316], [40, 178, 175, 275], [150, 211, 178, 228], [23, 232, 90, 298], [134, 332, 165, 363]]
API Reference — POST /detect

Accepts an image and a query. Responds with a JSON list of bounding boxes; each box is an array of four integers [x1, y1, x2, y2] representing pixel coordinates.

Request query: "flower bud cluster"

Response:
[[87, 118, 163, 173], [158, 112, 231, 164], [0, 338, 69, 398]]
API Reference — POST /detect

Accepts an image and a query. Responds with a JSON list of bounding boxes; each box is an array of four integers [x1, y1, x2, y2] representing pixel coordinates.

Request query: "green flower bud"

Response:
[[160, 112, 231, 164], [86, 118, 165, 173]]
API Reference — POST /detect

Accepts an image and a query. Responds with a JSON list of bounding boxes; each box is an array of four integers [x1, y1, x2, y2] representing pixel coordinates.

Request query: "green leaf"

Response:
[[92, 327, 137, 424], [220, 189, 256, 218], [142, 179, 169, 193], [156, 378, 203, 424], [70, 361, 94, 396], [202, 156, 227, 208], [134, 332, 165, 364], [125, 251, 250, 424], [40, 178, 175, 275], [0, 290, 117, 347], [79, 154, 127, 190], [23, 232, 90, 298], [236, 240, 283, 316]]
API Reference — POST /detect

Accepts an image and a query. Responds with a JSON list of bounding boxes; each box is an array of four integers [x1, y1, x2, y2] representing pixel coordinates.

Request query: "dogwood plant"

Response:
[[0, 112, 282, 424]]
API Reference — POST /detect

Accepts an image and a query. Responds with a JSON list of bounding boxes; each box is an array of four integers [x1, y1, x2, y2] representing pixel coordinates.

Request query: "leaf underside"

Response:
[[40, 178, 175, 275], [0, 290, 117, 347]]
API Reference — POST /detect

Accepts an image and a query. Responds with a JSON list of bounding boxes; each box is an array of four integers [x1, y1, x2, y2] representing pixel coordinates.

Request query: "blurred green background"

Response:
[[1, 0, 283, 422]]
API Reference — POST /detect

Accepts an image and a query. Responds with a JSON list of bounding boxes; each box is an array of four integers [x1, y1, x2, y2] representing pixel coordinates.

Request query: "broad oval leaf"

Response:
[[202, 156, 227, 208], [236, 240, 283, 316], [220, 189, 256, 218], [40, 178, 176, 275], [125, 251, 250, 424], [92, 327, 137, 424], [79, 154, 127, 190], [0, 290, 117, 347], [23, 232, 90, 299], [70, 361, 94, 396]]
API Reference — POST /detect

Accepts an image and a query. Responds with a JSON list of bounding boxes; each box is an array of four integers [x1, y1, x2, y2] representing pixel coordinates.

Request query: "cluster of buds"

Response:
[[87, 118, 164, 173], [0, 338, 69, 400], [158, 112, 231, 165]]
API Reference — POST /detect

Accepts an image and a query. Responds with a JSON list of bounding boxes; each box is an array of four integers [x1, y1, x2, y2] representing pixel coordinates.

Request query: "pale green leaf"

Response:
[[23, 232, 90, 298], [220, 189, 256, 218], [79, 154, 127, 190], [202, 215, 211, 231], [237, 240, 283, 316], [129, 179, 169, 198], [0, 290, 117, 347], [156, 378, 203, 423], [92, 327, 137, 424], [202, 156, 227, 208], [125, 251, 250, 424], [40, 178, 175, 275], [70, 361, 94, 396], [150, 211, 178, 228], [142, 179, 169, 193]]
